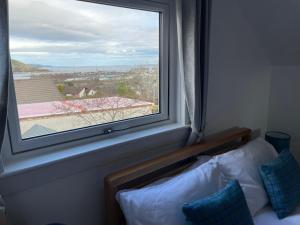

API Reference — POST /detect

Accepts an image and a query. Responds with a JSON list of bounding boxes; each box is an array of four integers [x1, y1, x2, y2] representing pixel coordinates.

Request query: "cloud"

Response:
[[9, 0, 159, 66]]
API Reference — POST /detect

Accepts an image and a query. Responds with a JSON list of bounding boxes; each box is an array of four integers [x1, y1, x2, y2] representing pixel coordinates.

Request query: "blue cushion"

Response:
[[260, 150, 300, 219], [182, 180, 254, 225]]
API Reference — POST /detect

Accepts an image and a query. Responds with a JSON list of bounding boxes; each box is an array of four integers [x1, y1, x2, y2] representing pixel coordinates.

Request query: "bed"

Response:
[[254, 206, 300, 225], [104, 127, 299, 225]]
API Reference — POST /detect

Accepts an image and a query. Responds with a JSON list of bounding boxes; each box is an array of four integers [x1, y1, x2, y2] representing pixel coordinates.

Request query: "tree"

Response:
[[53, 97, 153, 127], [117, 81, 137, 99], [56, 83, 65, 93]]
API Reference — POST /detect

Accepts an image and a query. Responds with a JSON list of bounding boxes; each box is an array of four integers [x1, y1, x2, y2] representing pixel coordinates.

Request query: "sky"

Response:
[[9, 0, 160, 67]]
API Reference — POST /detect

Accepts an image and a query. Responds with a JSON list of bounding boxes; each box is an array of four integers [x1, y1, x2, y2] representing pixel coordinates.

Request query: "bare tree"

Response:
[[53, 97, 153, 128]]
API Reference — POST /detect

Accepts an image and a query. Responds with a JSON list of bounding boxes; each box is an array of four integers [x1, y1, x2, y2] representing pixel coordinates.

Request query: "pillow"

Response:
[[116, 161, 223, 225], [213, 138, 278, 215], [182, 180, 254, 225], [150, 155, 213, 186], [260, 150, 300, 219]]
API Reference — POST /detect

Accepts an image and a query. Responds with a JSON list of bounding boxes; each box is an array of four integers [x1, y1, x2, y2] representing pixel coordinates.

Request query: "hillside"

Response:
[[11, 59, 49, 73]]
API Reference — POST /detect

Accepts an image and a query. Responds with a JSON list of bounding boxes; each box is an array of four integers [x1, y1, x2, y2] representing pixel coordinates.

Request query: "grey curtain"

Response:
[[0, 1, 11, 214], [176, 0, 211, 145], [0, 0, 10, 154]]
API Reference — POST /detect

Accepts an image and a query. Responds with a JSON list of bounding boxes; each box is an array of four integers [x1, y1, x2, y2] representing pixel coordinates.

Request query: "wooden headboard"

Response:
[[104, 127, 252, 225]]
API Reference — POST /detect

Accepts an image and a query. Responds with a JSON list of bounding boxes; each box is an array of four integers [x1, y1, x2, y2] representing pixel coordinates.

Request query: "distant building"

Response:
[[88, 89, 97, 97], [78, 88, 88, 98], [78, 88, 97, 98]]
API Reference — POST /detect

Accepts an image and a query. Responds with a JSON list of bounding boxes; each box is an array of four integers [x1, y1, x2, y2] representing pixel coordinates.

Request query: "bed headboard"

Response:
[[104, 127, 252, 225]]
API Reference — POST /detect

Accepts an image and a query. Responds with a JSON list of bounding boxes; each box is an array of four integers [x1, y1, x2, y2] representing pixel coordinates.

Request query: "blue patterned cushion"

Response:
[[182, 180, 254, 225], [260, 150, 300, 219]]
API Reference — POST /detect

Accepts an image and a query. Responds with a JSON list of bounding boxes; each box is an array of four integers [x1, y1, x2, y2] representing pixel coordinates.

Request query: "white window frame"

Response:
[[7, 0, 179, 154]]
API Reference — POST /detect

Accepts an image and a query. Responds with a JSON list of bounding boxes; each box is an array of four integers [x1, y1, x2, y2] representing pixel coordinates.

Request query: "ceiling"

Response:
[[237, 0, 300, 65]]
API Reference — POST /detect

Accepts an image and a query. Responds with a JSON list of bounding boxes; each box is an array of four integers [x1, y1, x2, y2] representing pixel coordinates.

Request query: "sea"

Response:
[[13, 65, 156, 80]]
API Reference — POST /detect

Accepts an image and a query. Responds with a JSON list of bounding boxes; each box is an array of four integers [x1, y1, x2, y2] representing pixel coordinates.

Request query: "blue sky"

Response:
[[9, 0, 159, 67]]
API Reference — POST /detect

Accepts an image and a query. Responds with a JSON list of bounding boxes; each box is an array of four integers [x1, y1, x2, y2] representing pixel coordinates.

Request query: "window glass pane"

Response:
[[9, 0, 160, 139]]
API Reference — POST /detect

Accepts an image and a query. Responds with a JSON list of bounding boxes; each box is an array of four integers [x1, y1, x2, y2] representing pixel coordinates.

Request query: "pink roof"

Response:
[[18, 97, 153, 119]]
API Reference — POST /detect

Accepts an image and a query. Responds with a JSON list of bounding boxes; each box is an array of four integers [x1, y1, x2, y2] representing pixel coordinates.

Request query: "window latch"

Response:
[[103, 128, 113, 135]]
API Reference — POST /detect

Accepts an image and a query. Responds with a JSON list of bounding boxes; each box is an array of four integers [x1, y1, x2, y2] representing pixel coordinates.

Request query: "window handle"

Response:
[[103, 128, 113, 135]]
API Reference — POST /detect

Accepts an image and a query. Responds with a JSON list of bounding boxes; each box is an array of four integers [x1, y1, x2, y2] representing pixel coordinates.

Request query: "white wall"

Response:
[[0, 0, 273, 224], [206, 0, 271, 136], [268, 66, 300, 161], [236, 0, 300, 66]]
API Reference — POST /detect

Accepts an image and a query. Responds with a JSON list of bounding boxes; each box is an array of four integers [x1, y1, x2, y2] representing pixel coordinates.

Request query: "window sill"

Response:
[[0, 123, 189, 194]]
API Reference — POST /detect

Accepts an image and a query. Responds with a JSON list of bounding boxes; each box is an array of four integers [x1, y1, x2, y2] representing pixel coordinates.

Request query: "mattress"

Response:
[[254, 205, 300, 225]]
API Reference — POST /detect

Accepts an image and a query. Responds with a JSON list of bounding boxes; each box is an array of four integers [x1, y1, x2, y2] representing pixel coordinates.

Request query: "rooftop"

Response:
[[18, 97, 153, 119], [14, 78, 64, 104]]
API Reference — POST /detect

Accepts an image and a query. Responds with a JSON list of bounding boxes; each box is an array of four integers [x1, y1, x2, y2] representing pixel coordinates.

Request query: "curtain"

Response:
[[176, 0, 211, 145], [0, 0, 10, 216], [0, 0, 9, 155]]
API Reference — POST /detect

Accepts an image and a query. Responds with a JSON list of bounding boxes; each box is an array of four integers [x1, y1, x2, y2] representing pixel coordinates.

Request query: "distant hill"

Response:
[[11, 59, 49, 73]]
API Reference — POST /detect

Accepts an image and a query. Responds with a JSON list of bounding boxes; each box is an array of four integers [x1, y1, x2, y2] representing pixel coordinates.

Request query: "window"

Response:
[[8, 0, 171, 153]]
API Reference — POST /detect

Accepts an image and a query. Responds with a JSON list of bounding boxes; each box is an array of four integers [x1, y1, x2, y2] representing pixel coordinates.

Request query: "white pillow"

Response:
[[116, 161, 222, 225], [140, 155, 213, 188], [213, 138, 278, 215]]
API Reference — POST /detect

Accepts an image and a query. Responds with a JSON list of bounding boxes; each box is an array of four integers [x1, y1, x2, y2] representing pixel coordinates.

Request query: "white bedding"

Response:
[[254, 206, 300, 225]]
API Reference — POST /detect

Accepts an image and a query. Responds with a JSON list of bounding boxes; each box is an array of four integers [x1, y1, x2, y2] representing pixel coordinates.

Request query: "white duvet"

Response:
[[254, 206, 300, 225]]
